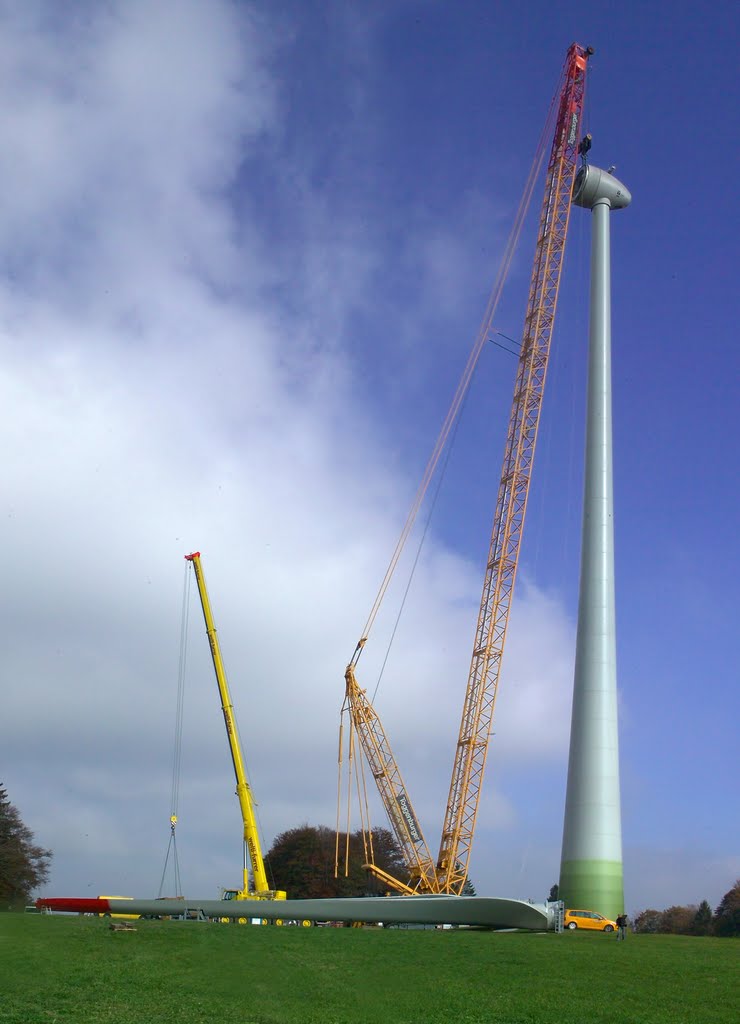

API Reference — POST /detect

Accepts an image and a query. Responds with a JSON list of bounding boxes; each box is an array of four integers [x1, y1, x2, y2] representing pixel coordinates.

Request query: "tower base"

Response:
[[559, 858, 623, 920]]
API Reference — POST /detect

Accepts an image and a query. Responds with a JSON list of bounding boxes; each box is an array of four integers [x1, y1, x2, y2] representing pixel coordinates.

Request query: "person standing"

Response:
[[616, 913, 628, 940]]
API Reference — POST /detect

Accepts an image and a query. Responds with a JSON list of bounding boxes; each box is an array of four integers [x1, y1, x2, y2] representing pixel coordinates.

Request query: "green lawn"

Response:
[[0, 914, 736, 1024]]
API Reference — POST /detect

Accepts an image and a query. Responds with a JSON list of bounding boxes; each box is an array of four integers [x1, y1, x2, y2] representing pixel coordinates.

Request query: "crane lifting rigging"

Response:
[[185, 551, 286, 903], [340, 42, 592, 895]]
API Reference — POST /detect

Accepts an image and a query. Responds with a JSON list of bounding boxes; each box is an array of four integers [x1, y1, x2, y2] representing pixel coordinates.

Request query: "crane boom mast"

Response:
[[436, 43, 591, 892], [185, 551, 274, 897], [339, 43, 591, 896], [344, 664, 437, 891]]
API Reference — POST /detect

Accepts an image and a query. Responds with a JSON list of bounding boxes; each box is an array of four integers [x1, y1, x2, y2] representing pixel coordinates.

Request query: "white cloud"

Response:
[[1, 0, 587, 905]]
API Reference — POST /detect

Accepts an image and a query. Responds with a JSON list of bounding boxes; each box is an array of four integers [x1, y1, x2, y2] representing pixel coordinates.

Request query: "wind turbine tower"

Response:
[[559, 160, 631, 921]]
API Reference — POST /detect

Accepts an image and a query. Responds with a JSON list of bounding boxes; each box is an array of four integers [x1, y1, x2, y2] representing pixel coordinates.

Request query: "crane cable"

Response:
[[349, 71, 563, 669], [370, 375, 470, 705], [158, 561, 191, 898]]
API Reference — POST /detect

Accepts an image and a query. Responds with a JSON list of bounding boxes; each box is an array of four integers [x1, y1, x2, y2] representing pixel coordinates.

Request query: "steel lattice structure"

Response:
[[437, 43, 590, 892], [344, 664, 438, 892], [343, 42, 591, 895]]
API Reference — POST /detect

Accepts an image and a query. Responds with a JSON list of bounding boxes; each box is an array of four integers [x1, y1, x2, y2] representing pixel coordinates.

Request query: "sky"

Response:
[[1, 0, 738, 919]]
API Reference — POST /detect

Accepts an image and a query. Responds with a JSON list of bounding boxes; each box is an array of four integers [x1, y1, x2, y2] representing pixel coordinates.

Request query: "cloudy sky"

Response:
[[2, 0, 737, 918]]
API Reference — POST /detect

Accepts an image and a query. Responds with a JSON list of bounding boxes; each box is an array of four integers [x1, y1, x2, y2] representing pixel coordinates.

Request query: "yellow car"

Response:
[[564, 909, 617, 932]]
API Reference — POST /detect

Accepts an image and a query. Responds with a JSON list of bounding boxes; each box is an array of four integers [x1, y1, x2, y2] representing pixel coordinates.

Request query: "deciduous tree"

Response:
[[264, 825, 407, 900], [0, 785, 52, 910], [659, 904, 696, 935], [633, 908, 662, 933]]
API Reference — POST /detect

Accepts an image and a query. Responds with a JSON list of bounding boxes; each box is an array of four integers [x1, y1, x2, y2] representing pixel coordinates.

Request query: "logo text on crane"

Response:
[[568, 112, 579, 146], [396, 792, 422, 843]]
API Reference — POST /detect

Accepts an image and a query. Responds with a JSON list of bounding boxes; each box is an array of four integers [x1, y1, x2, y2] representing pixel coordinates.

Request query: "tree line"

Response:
[[633, 883, 740, 938]]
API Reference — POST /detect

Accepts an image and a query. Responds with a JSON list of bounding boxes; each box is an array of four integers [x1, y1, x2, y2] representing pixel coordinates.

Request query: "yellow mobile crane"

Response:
[[340, 43, 592, 895], [185, 552, 286, 902]]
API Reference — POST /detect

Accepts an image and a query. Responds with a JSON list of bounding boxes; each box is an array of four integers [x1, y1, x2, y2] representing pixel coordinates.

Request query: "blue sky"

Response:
[[1, 0, 737, 918]]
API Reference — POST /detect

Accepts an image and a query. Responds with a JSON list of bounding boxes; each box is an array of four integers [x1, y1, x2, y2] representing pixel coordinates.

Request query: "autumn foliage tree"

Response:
[[633, 882, 740, 938], [0, 785, 52, 910], [632, 908, 662, 933], [264, 825, 407, 899], [713, 880, 740, 937], [659, 904, 697, 934]]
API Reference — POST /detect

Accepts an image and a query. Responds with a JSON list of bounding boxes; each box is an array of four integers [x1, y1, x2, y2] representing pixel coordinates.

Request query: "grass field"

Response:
[[1, 914, 736, 1024]]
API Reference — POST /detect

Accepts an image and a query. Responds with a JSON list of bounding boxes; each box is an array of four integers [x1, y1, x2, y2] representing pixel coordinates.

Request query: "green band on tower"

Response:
[[559, 859, 624, 920]]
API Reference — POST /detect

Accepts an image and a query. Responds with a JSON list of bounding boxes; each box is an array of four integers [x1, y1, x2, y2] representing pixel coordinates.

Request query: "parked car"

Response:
[[564, 909, 617, 932]]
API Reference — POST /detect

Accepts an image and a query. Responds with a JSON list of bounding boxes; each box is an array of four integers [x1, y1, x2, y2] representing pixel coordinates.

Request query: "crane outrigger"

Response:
[[185, 551, 286, 903]]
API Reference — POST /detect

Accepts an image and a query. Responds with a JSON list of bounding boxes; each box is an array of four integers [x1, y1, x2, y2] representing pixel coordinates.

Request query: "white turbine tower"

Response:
[[559, 161, 631, 920]]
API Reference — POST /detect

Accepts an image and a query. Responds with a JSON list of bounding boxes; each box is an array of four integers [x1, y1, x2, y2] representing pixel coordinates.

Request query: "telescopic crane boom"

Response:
[[342, 41, 592, 895], [185, 552, 285, 901]]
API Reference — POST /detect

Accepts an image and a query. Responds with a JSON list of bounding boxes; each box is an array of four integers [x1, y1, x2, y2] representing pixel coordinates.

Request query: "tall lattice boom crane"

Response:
[[341, 42, 592, 895], [436, 41, 591, 892]]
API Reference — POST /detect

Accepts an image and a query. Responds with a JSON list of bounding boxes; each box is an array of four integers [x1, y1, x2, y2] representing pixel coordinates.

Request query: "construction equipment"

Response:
[[185, 552, 286, 902], [340, 42, 592, 895]]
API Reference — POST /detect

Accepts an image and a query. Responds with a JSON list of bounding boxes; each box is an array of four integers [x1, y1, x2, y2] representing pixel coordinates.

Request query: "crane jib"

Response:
[[435, 40, 590, 891], [337, 41, 592, 896]]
